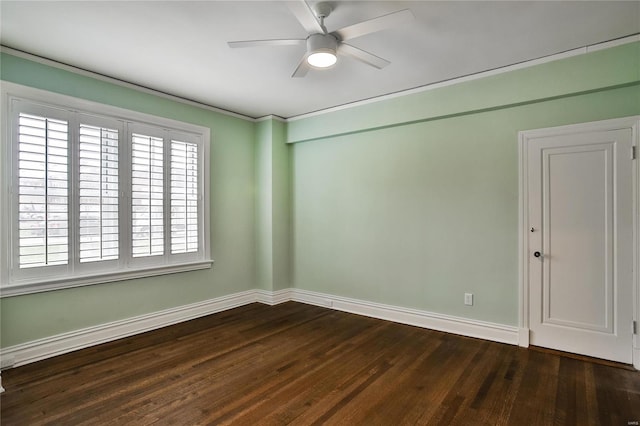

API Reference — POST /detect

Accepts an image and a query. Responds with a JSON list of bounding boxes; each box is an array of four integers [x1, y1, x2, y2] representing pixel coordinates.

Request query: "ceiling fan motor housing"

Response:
[[307, 33, 338, 56]]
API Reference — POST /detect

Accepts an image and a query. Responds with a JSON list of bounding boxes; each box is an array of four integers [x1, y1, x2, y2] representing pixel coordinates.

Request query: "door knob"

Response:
[[534, 251, 541, 257]]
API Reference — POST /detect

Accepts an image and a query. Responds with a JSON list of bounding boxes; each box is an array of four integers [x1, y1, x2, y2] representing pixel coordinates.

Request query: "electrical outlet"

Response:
[[464, 293, 473, 306]]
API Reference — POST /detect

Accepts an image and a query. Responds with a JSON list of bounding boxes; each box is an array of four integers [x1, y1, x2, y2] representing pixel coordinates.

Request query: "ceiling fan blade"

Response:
[[292, 55, 310, 78], [334, 9, 414, 41], [338, 43, 390, 69], [287, 0, 324, 34], [228, 39, 306, 48]]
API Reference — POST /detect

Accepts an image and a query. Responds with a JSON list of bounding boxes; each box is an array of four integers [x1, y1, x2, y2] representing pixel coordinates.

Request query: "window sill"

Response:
[[0, 260, 214, 298]]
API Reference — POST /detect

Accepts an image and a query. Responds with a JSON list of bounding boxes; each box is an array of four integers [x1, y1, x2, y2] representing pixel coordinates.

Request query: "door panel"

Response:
[[545, 145, 611, 332], [528, 129, 633, 363]]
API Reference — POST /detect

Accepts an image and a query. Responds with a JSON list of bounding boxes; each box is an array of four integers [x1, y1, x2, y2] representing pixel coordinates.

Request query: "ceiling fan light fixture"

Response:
[[228, 1, 412, 78], [307, 50, 337, 68], [306, 33, 338, 69]]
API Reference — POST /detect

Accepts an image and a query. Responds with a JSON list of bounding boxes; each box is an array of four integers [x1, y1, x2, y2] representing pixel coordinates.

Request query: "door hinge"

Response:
[[634, 320, 638, 334], [632, 146, 637, 160]]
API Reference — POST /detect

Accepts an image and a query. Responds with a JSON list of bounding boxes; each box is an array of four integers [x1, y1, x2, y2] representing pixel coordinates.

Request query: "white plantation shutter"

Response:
[[4, 91, 211, 294], [170, 140, 199, 254], [131, 133, 164, 257], [17, 112, 69, 268], [78, 123, 119, 263]]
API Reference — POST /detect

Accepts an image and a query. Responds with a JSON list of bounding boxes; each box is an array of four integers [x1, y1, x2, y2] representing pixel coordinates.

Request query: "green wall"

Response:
[[290, 42, 640, 326], [1, 40, 639, 348], [0, 53, 257, 346], [255, 120, 274, 290], [255, 118, 291, 292], [287, 42, 640, 143]]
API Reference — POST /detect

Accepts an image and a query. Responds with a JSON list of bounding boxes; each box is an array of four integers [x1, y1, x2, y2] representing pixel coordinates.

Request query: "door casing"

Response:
[[518, 116, 640, 369]]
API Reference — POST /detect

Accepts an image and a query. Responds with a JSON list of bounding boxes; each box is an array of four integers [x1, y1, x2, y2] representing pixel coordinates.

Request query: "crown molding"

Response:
[[287, 34, 640, 122], [3, 33, 639, 123], [0, 45, 257, 122]]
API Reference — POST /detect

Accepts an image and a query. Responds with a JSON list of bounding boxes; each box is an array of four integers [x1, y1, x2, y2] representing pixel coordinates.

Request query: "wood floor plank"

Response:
[[1, 302, 639, 425]]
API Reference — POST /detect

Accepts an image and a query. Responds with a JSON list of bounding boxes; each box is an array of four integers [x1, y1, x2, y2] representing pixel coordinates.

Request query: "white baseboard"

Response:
[[0, 288, 520, 372], [254, 288, 294, 305], [634, 347, 640, 370], [518, 328, 530, 347], [289, 289, 520, 345], [0, 290, 258, 369]]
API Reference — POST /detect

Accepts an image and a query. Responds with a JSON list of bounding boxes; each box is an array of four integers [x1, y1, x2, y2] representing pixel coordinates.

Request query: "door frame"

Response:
[[518, 116, 640, 369]]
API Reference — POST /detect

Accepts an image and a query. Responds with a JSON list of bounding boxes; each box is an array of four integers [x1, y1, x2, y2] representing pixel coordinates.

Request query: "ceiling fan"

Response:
[[227, 1, 414, 77]]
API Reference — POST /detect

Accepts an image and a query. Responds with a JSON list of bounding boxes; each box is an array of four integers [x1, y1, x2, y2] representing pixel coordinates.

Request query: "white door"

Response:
[[527, 127, 633, 363]]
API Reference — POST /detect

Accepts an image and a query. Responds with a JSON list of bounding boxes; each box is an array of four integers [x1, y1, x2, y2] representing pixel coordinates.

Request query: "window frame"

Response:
[[75, 113, 124, 273], [1, 82, 212, 297]]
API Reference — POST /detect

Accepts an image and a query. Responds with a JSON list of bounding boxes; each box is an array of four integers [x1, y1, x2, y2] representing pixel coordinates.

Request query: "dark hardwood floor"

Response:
[[1, 302, 639, 425]]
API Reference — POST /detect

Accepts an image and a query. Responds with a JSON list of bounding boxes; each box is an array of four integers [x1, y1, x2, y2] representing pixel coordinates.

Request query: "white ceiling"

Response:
[[1, 1, 639, 119]]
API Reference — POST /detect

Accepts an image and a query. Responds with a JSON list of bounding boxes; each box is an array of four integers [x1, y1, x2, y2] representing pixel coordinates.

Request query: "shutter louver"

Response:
[[17, 113, 69, 268], [79, 124, 119, 263], [131, 133, 164, 257], [170, 141, 198, 254]]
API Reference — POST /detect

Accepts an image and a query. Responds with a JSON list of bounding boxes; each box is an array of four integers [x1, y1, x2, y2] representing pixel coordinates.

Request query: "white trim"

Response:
[[255, 115, 286, 123], [518, 116, 640, 140], [0, 46, 255, 122], [287, 34, 640, 122], [289, 289, 519, 345], [586, 34, 640, 53], [1, 81, 214, 134], [9, 285, 635, 379], [518, 116, 640, 366], [635, 113, 640, 371], [518, 129, 529, 333], [0, 289, 257, 369], [3, 34, 638, 123], [518, 328, 530, 348], [0, 288, 521, 374], [0, 78, 8, 301], [254, 288, 294, 305], [0, 260, 214, 298]]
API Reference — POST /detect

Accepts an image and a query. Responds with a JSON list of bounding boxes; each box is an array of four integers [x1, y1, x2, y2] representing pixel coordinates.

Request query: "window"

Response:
[[1, 86, 212, 296], [170, 140, 199, 255], [17, 112, 69, 268], [131, 131, 165, 258], [78, 122, 119, 264]]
